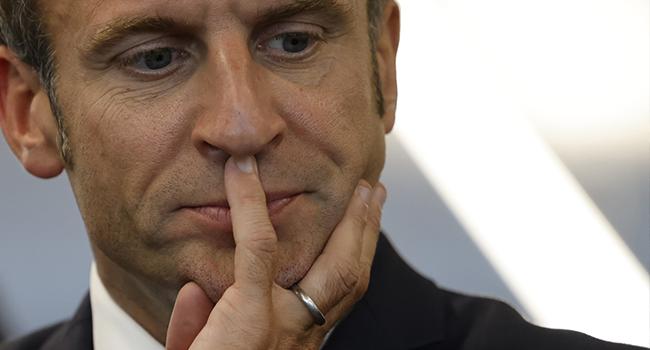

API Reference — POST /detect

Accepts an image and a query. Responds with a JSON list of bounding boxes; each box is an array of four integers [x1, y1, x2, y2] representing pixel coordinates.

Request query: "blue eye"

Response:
[[142, 49, 173, 69], [127, 48, 185, 70], [267, 33, 312, 53]]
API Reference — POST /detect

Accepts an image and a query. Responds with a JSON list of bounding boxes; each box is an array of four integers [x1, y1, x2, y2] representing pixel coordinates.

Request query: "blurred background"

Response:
[[0, 0, 648, 347]]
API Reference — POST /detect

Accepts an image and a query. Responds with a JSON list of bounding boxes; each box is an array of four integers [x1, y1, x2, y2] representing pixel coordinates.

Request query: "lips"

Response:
[[181, 192, 302, 231]]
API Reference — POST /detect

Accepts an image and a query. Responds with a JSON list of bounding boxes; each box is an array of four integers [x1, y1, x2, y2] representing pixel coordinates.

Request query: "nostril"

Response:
[[266, 132, 285, 152], [189, 91, 287, 158], [193, 140, 230, 164]]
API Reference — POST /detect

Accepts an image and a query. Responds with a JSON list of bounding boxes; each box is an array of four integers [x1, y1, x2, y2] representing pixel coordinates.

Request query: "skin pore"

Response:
[[0, 0, 399, 345]]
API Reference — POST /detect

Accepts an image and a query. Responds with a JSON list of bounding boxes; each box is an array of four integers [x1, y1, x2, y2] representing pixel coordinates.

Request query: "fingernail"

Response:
[[374, 185, 387, 208], [357, 185, 372, 205], [236, 156, 255, 173]]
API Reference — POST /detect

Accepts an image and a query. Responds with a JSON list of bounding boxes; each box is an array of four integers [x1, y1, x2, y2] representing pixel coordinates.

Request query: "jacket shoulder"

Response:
[[436, 289, 646, 350], [0, 294, 93, 350], [0, 323, 65, 350]]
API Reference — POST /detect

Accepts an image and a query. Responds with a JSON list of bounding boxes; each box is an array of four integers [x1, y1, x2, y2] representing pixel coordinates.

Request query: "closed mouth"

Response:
[[182, 192, 303, 231]]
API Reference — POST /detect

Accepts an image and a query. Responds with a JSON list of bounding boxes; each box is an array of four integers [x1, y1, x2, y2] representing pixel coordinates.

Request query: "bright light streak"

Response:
[[442, 0, 650, 155], [394, 0, 650, 347]]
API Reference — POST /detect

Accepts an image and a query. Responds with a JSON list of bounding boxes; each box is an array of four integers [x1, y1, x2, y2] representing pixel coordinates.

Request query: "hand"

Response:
[[166, 156, 387, 350]]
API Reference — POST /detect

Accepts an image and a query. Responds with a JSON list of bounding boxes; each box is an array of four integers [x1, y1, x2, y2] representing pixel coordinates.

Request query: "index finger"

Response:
[[224, 156, 278, 299]]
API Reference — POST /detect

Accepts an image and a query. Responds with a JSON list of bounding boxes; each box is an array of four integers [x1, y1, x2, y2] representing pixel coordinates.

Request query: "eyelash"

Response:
[[115, 28, 327, 78], [119, 47, 189, 78], [257, 28, 327, 62], [263, 32, 325, 54]]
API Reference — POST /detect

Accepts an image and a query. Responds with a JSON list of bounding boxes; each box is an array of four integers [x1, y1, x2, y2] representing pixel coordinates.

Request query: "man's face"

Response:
[[42, 0, 394, 300]]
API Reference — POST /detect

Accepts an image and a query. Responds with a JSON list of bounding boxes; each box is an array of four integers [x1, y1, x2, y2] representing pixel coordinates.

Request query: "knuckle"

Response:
[[245, 231, 278, 256], [333, 258, 360, 295], [366, 210, 382, 232], [351, 203, 368, 231], [355, 265, 371, 298], [237, 186, 266, 204]]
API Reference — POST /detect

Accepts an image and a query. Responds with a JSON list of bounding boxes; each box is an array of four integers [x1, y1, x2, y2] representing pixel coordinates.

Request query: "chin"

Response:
[[179, 244, 319, 303], [274, 255, 315, 289], [274, 236, 327, 288]]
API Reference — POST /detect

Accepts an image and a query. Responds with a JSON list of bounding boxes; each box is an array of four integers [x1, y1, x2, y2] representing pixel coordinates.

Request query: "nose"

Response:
[[191, 39, 286, 159]]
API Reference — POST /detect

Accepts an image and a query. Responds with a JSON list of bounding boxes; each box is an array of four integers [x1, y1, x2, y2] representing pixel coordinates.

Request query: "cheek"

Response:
[[273, 57, 380, 173], [266, 56, 335, 88], [62, 82, 194, 212]]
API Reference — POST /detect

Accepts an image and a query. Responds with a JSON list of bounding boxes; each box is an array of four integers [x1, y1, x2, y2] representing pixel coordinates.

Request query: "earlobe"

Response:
[[375, 0, 400, 134], [0, 46, 65, 178]]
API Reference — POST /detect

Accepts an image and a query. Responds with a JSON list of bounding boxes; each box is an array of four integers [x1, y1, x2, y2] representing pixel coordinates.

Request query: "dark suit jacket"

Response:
[[1, 234, 645, 350]]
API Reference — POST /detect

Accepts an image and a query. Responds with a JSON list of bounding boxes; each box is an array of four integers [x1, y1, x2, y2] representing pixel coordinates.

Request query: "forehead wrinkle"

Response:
[[254, 0, 355, 28], [71, 0, 357, 56], [84, 0, 111, 26]]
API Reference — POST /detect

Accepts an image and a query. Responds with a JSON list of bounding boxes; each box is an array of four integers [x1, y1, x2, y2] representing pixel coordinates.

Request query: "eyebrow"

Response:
[[82, 16, 194, 57], [82, 0, 354, 56]]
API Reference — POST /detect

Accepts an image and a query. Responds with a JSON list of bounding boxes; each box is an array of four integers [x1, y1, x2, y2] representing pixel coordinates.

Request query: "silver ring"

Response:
[[290, 284, 326, 326]]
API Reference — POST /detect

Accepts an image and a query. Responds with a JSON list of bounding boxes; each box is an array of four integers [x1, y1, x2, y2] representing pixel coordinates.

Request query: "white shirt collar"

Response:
[[90, 262, 333, 349], [90, 262, 164, 350]]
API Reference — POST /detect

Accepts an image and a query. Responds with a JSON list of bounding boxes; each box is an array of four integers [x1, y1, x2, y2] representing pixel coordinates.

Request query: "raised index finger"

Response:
[[224, 156, 278, 299]]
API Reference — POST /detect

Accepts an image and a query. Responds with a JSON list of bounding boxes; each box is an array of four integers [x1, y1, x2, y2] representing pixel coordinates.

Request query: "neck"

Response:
[[92, 245, 176, 345]]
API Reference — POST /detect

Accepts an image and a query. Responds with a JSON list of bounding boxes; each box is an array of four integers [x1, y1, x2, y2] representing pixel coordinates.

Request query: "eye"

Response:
[[266, 33, 312, 53], [255, 24, 326, 62], [124, 47, 186, 71]]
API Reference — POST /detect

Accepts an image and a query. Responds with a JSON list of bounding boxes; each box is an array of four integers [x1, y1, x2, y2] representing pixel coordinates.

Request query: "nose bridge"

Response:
[[217, 42, 258, 113], [192, 38, 286, 158]]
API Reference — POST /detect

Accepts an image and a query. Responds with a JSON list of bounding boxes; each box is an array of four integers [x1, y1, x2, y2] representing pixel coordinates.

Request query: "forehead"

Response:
[[41, 0, 365, 42]]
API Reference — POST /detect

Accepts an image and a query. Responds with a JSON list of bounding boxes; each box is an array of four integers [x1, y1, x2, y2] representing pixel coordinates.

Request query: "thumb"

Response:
[[166, 282, 215, 350]]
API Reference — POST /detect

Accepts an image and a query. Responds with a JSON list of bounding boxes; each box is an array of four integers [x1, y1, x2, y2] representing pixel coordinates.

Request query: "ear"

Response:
[[0, 46, 64, 178], [375, 0, 400, 134]]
